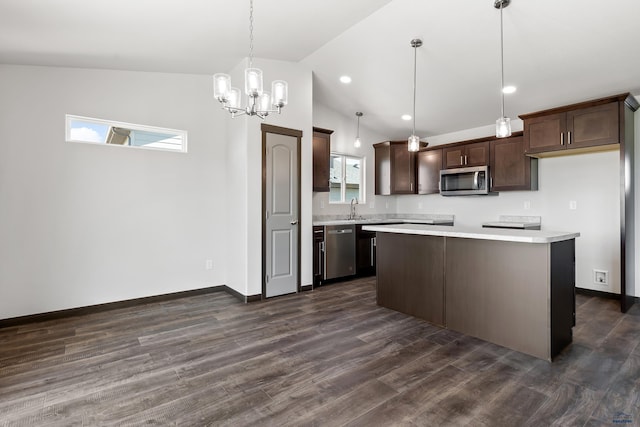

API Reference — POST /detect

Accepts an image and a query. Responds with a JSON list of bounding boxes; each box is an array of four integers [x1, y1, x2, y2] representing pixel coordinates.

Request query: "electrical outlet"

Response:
[[320, 200, 325, 209], [205, 259, 213, 270], [593, 269, 608, 285], [569, 200, 577, 210], [524, 200, 531, 210], [385, 202, 389, 209], [418, 202, 423, 209]]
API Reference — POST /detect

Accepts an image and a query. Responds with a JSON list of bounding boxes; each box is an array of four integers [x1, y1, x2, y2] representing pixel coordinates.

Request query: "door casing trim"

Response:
[[261, 123, 303, 300]]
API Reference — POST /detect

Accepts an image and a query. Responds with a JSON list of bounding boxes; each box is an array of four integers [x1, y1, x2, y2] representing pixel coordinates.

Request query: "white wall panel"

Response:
[[0, 64, 227, 319]]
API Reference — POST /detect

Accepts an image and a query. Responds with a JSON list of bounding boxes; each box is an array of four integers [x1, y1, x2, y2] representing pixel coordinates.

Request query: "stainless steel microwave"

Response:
[[440, 165, 493, 196]]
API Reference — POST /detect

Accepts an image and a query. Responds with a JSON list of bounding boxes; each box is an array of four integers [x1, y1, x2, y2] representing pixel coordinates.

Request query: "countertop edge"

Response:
[[362, 224, 580, 244], [312, 218, 453, 226]]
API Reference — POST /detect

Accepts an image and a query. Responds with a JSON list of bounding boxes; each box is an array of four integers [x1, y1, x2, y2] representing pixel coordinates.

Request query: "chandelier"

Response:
[[213, 0, 288, 119]]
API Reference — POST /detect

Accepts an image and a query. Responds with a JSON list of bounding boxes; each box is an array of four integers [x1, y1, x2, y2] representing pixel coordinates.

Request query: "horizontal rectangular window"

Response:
[[66, 115, 187, 153]]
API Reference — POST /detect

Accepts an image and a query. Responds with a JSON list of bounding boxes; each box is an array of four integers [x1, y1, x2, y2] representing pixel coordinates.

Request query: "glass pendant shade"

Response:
[[271, 80, 288, 107], [259, 92, 271, 112], [245, 68, 263, 97], [408, 135, 420, 152], [496, 117, 512, 138], [354, 137, 361, 148], [213, 73, 231, 102], [228, 88, 242, 111]]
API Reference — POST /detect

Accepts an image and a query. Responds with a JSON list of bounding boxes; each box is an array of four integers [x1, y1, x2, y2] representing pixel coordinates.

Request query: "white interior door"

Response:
[[265, 131, 299, 298]]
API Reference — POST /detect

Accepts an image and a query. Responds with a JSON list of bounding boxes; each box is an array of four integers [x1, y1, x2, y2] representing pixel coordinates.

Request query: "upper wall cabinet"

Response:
[[520, 94, 638, 157], [374, 141, 418, 195], [490, 134, 538, 192], [417, 148, 442, 195], [443, 141, 489, 169], [313, 127, 333, 192]]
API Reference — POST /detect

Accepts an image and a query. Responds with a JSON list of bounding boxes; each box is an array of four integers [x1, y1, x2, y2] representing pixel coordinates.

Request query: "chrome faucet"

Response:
[[349, 197, 358, 220]]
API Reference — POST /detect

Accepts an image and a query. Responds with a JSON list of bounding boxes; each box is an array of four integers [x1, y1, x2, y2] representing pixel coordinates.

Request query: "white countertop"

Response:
[[313, 218, 453, 226], [362, 223, 580, 244]]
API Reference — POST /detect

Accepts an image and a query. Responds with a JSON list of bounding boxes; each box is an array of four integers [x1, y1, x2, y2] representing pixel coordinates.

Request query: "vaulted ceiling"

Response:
[[1, 0, 639, 139]]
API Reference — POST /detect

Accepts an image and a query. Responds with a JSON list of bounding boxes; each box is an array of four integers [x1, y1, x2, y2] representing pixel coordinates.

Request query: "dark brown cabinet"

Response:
[[312, 226, 324, 285], [443, 141, 489, 169], [417, 148, 442, 194], [374, 141, 417, 195], [490, 135, 538, 191], [356, 225, 376, 276], [312, 127, 333, 192], [376, 232, 445, 326], [521, 98, 621, 156]]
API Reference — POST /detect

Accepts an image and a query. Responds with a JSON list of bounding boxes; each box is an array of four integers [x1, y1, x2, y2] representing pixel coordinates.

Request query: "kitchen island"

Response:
[[362, 223, 580, 361]]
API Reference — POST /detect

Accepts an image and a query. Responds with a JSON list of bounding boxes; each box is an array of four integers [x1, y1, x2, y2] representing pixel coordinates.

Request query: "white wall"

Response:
[[224, 58, 313, 296], [0, 64, 228, 320], [312, 104, 398, 217]]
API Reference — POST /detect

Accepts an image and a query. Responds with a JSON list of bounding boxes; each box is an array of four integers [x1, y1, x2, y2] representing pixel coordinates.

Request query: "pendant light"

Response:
[[213, 0, 288, 119], [354, 112, 363, 148], [408, 39, 423, 152], [495, 0, 512, 138]]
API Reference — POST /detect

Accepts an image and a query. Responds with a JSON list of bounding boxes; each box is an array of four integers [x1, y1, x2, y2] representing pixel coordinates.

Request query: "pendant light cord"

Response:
[[356, 115, 360, 139], [249, 0, 254, 69], [412, 43, 417, 135], [500, 1, 505, 118]]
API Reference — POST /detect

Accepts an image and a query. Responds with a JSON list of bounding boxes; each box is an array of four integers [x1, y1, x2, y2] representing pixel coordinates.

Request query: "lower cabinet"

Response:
[[375, 232, 445, 326], [356, 225, 376, 276], [312, 226, 324, 286]]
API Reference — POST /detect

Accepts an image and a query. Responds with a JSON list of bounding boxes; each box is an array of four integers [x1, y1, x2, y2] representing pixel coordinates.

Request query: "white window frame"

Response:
[[329, 153, 365, 204], [65, 115, 188, 153]]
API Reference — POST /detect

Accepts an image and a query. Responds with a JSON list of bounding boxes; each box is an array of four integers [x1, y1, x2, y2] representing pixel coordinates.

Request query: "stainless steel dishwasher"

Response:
[[324, 224, 356, 280]]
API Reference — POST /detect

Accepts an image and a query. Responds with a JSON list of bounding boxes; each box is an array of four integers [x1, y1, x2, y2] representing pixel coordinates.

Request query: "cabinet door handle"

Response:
[[460, 155, 464, 165], [464, 155, 468, 165], [560, 133, 564, 146], [568, 131, 572, 145], [410, 182, 413, 192]]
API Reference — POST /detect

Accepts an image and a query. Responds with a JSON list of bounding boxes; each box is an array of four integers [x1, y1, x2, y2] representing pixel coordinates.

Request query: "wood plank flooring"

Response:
[[1, 277, 639, 426]]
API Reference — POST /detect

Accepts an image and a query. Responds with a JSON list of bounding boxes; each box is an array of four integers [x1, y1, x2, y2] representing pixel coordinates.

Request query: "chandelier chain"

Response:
[[249, 0, 254, 68]]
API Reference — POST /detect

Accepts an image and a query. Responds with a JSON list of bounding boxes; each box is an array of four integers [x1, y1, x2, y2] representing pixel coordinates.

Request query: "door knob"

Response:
[[290, 219, 298, 225]]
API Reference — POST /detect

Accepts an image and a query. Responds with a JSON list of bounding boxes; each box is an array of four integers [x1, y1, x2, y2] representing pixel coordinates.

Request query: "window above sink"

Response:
[[329, 153, 364, 204]]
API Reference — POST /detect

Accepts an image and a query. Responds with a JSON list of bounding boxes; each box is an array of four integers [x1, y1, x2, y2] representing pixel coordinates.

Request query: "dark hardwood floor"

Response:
[[1, 277, 639, 426]]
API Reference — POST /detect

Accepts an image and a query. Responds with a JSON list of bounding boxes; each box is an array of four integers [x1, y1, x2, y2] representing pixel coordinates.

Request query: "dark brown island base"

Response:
[[363, 223, 580, 361]]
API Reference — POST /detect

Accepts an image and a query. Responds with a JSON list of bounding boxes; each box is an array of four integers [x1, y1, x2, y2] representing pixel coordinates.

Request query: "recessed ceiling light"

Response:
[[502, 85, 517, 94], [339, 75, 352, 84], [401, 114, 412, 121]]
